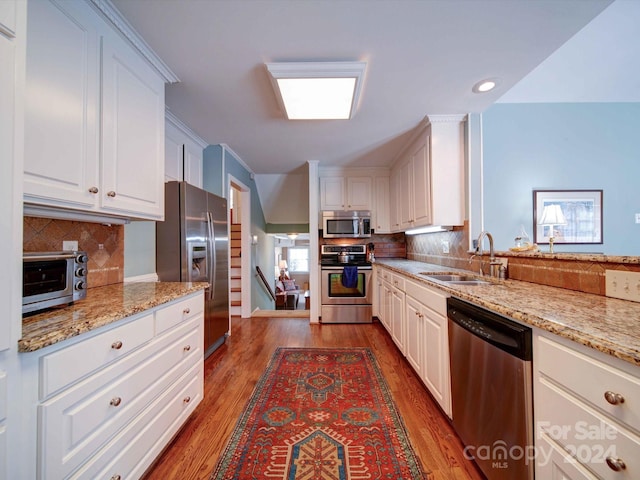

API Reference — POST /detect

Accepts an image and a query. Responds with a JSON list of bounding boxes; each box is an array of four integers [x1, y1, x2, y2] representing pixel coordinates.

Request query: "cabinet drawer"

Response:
[[40, 313, 154, 399], [536, 434, 598, 480], [39, 317, 201, 480], [70, 362, 203, 480], [389, 273, 405, 291], [380, 269, 391, 282], [405, 279, 447, 313], [538, 377, 640, 480], [538, 335, 640, 433], [155, 292, 204, 335]]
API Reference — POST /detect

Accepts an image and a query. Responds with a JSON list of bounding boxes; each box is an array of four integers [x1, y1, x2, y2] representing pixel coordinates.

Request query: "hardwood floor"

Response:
[[142, 317, 485, 480]]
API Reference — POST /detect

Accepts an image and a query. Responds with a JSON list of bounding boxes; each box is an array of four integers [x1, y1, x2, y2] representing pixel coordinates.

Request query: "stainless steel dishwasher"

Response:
[[447, 297, 534, 480]]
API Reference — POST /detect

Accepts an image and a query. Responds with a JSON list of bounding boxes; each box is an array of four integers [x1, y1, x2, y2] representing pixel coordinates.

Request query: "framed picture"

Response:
[[533, 190, 603, 245]]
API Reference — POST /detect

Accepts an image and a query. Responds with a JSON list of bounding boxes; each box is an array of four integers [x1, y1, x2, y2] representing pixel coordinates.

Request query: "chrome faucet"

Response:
[[475, 231, 502, 277]]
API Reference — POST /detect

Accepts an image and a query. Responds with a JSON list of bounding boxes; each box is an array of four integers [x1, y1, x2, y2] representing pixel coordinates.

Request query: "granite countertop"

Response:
[[374, 259, 640, 367], [19, 282, 208, 353]]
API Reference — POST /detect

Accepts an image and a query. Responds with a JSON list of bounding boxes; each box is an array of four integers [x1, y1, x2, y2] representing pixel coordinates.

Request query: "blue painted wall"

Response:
[[482, 103, 640, 255], [203, 145, 275, 311]]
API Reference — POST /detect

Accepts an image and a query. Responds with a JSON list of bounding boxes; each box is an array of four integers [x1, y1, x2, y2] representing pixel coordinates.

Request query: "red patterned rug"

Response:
[[210, 347, 427, 479]]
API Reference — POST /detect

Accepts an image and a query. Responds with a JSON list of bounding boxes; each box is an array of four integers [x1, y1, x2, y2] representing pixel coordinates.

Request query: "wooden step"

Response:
[[230, 247, 241, 258], [231, 287, 241, 293], [230, 300, 242, 307], [231, 224, 242, 232], [230, 239, 241, 248]]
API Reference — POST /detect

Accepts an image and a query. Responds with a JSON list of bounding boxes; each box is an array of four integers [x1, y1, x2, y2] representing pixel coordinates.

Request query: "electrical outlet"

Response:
[[605, 270, 640, 303], [62, 240, 78, 251], [441, 240, 449, 254], [635, 213, 640, 224]]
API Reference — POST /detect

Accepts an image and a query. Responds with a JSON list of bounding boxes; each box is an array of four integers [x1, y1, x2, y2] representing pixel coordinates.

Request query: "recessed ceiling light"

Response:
[[265, 61, 367, 120], [472, 78, 499, 93]]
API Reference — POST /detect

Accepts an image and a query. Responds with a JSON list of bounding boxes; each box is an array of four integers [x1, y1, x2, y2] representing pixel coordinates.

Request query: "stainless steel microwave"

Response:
[[322, 211, 371, 238], [23, 251, 88, 315]]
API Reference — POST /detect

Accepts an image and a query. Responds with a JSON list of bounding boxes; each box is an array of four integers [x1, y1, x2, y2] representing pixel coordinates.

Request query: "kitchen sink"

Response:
[[420, 273, 493, 285]]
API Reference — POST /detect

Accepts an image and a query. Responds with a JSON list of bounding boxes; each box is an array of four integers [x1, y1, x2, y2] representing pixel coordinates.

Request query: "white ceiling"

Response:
[[498, 0, 640, 103], [111, 0, 625, 175]]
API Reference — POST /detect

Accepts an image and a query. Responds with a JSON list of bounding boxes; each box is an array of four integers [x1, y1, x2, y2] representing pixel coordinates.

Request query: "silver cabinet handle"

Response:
[[604, 391, 625, 405], [88, 186, 99, 194], [183, 307, 190, 314], [183, 345, 191, 352], [111, 341, 123, 350], [110, 397, 122, 407], [606, 456, 626, 472], [107, 191, 116, 197], [183, 396, 191, 404]]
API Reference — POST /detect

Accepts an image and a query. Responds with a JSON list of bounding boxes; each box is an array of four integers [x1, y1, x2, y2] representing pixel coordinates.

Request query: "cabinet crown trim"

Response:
[[166, 109, 208, 149], [89, 0, 179, 83]]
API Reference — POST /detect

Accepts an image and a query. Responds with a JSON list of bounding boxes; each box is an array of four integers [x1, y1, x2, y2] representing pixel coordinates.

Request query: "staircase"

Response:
[[230, 222, 242, 316]]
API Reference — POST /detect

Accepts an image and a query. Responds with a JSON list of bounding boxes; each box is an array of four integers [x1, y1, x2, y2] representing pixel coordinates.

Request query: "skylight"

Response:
[[265, 61, 367, 120]]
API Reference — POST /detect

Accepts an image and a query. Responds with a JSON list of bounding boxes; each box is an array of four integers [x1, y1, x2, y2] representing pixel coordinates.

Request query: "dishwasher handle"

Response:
[[447, 297, 532, 361]]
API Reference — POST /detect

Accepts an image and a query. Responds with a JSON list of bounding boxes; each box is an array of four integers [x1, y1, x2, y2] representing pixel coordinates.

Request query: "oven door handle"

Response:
[[320, 266, 372, 271]]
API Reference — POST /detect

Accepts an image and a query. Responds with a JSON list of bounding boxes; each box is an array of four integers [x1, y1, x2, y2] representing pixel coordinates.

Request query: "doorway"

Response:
[[228, 176, 251, 318]]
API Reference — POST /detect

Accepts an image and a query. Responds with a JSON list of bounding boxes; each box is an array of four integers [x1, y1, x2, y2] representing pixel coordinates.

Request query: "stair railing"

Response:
[[255, 266, 277, 302]]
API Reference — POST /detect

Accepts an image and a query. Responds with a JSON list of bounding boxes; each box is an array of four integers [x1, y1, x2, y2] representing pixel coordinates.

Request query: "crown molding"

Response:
[[165, 109, 208, 149], [88, 0, 179, 83]]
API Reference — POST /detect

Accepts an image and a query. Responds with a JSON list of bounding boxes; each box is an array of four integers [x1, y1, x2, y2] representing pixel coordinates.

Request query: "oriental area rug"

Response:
[[210, 347, 427, 479]]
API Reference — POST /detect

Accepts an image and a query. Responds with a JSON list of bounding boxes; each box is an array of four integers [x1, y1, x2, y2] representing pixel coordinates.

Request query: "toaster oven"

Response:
[[23, 251, 88, 315]]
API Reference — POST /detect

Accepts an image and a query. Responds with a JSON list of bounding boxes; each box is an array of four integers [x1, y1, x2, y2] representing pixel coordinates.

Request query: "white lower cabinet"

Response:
[[404, 279, 451, 418], [375, 267, 451, 417], [33, 291, 204, 480], [536, 434, 598, 480], [379, 269, 405, 353], [534, 331, 640, 479]]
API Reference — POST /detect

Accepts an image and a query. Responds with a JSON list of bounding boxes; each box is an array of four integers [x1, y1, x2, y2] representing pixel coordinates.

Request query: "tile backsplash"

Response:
[[23, 217, 124, 288]]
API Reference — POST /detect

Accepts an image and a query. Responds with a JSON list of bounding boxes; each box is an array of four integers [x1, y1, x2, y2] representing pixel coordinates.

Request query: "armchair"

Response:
[[275, 278, 301, 309]]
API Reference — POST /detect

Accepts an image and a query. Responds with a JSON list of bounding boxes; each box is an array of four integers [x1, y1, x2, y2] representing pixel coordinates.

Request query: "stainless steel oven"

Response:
[[320, 244, 372, 323]]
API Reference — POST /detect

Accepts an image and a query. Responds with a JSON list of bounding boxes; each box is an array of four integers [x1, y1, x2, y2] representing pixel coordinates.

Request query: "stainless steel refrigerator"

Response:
[[156, 181, 229, 358]]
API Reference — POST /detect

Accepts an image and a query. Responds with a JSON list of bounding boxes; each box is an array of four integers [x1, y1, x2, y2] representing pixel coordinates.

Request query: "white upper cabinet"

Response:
[[411, 135, 431, 226], [346, 176, 372, 210], [23, 0, 177, 222], [165, 111, 206, 188], [320, 176, 345, 210], [373, 176, 390, 233], [390, 115, 466, 231], [24, 0, 100, 209], [429, 115, 465, 226], [101, 30, 165, 218], [320, 175, 371, 211]]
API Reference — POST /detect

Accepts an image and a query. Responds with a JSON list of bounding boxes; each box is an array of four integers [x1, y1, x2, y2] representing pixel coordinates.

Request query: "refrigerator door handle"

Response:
[[207, 211, 216, 300]]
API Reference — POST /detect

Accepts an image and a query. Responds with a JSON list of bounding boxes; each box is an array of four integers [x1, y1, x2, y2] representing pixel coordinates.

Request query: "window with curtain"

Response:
[[288, 247, 309, 273]]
